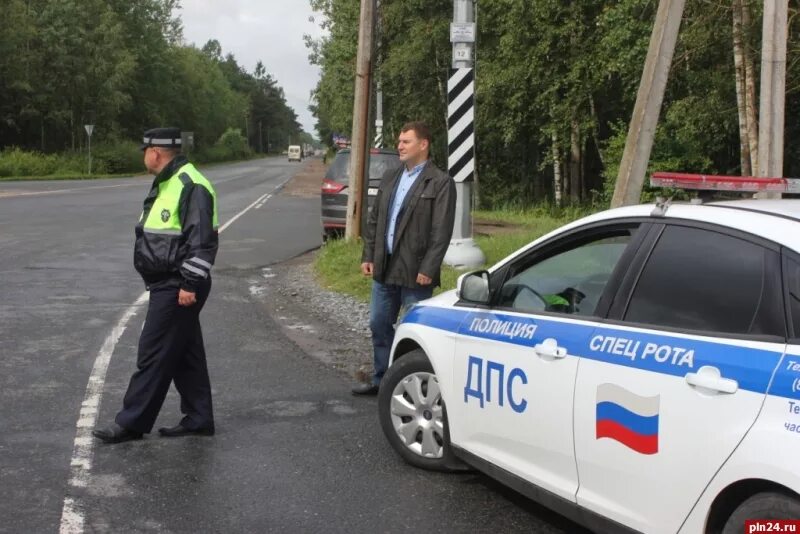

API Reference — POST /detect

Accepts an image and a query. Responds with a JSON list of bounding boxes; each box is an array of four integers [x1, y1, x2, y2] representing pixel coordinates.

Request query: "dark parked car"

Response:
[[321, 148, 401, 239]]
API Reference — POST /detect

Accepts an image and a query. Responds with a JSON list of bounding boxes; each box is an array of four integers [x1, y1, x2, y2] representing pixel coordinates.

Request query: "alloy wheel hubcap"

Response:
[[389, 371, 444, 459]]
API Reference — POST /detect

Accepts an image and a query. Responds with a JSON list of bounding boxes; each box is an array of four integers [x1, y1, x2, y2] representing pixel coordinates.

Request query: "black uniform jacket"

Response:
[[134, 155, 218, 292], [362, 160, 456, 288]]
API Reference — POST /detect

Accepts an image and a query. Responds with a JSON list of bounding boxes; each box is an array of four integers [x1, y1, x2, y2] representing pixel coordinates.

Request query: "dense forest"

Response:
[[0, 0, 310, 175], [307, 0, 800, 208]]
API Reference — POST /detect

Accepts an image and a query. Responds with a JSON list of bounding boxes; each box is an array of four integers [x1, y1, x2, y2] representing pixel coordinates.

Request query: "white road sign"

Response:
[[450, 22, 476, 43]]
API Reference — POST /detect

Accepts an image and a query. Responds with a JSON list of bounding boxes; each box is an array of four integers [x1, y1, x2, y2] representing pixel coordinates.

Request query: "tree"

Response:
[[0, 0, 40, 147], [0, 0, 311, 157], [166, 46, 248, 146], [306, 0, 361, 144], [732, 0, 760, 175]]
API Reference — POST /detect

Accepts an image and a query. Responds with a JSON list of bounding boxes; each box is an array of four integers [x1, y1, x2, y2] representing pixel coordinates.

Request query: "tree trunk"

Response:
[[732, 0, 752, 175], [570, 117, 581, 203], [589, 95, 605, 168], [552, 131, 562, 206], [532, 140, 544, 201], [742, 0, 759, 173], [70, 110, 75, 152], [433, 48, 448, 135]]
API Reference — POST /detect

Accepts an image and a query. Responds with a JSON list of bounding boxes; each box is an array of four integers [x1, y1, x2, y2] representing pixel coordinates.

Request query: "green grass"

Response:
[[313, 209, 587, 303], [313, 237, 374, 300]]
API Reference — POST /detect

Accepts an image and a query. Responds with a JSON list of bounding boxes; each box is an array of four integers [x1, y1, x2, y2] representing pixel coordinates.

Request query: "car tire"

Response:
[[722, 491, 800, 533], [378, 348, 467, 472], [322, 228, 342, 242]]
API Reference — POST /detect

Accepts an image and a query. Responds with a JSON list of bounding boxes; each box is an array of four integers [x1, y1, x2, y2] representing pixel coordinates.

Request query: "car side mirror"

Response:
[[457, 270, 491, 304]]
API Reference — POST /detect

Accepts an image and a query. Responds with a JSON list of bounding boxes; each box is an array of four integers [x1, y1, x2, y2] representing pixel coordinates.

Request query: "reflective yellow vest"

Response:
[[141, 163, 218, 231]]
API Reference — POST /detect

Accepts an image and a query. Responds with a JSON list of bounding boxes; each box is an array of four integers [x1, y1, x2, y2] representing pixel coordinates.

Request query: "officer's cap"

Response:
[[141, 127, 182, 151]]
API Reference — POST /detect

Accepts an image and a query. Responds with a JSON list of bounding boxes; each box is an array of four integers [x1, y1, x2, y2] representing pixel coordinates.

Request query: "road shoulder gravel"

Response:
[[261, 159, 373, 383]]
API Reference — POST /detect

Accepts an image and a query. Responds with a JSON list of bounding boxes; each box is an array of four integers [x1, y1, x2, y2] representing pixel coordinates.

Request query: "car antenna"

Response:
[[651, 195, 672, 217]]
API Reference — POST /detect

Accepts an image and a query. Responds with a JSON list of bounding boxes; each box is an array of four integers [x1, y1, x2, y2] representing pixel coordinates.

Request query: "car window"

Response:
[[784, 255, 800, 339], [324, 152, 399, 183], [325, 152, 350, 182], [496, 228, 637, 316], [624, 225, 783, 336], [368, 154, 400, 180]]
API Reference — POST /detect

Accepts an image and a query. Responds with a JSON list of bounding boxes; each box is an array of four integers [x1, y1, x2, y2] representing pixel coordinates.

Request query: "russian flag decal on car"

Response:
[[595, 383, 659, 455]]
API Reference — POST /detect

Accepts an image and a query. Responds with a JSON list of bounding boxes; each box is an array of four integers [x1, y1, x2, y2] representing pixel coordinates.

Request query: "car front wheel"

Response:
[[378, 348, 465, 472]]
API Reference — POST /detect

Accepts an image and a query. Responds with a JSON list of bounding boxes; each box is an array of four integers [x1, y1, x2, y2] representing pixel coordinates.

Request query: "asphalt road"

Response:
[[0, 157, 584, 533]]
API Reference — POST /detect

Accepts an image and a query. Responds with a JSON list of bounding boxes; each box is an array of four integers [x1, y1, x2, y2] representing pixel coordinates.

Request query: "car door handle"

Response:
[[534, 338, 567, 359], [685, 365, 738, 394]]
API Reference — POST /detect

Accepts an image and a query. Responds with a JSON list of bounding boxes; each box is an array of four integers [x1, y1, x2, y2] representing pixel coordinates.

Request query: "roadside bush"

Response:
[[194, 145, 228, 164], [194, 128, 252, 164], [0, 143, 142, 178], [92, 141, 142, 174], [51, 151, 96, 175], [0, 135, 251, 179], [217, 128, 251, 159], [0, 147, 59, 177]]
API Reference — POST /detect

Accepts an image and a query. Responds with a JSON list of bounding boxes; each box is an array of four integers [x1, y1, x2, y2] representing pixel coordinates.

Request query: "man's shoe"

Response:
[[351, 382, 379, 396], [92, 423, 143, 444], [158, 424, 215, 437]]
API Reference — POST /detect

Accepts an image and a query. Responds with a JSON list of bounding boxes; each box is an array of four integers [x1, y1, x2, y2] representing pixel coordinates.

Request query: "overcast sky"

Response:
[[176, 1, 325, 138]]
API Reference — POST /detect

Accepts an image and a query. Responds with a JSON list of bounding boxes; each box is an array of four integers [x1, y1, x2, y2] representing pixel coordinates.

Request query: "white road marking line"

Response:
[[0, 182, 141, 198], [254, 194, 272, 209], [60, 498, 84, 533], [219, 192, 270, 232], [59, 293, 147, 532], [59, 178, 286, 533]]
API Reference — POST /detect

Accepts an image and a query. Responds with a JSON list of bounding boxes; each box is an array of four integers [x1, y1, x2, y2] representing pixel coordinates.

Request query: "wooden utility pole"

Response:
[[345, 0, 375, 240], [757, 0, 788, 193], [610, 0, 685, 208]]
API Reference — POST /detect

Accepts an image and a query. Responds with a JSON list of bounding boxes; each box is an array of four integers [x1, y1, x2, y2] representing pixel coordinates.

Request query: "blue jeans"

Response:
[[369, 280, 433, 386]]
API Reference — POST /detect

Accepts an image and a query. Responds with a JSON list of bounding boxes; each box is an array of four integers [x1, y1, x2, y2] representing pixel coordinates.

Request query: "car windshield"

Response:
[[326, 152, 400, 183]]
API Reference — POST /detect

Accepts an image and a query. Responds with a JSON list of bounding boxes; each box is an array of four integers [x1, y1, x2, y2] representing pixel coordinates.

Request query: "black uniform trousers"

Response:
[[115, 279, 213, 434]]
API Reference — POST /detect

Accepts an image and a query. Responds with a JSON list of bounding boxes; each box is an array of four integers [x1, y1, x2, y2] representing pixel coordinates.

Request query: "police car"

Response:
[[377, 173, 800, 533]]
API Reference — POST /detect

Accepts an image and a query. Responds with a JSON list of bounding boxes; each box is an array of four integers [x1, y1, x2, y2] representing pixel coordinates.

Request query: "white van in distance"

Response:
[[287, 145, 302, 162]]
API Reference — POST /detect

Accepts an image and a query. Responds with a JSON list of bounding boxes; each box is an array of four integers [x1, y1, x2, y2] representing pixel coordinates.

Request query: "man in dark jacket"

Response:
[[352, 121, 456, 395], [93, 127, 219, 443]]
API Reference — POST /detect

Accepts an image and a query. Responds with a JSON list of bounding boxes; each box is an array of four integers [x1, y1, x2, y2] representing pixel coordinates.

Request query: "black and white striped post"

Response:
[[374, 2, 384, 149], [448, 68, 474, 183], [444, 0, 485, 268], [374, 81, 384, 148]]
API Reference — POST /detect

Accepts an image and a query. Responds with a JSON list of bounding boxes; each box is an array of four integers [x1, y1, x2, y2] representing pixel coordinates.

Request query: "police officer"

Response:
[[93, 127, 219, 443]]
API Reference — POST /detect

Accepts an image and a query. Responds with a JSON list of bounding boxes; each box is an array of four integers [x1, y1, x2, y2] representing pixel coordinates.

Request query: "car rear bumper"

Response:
[[321, 191, 376, 229], [321, 193, 347, 228]]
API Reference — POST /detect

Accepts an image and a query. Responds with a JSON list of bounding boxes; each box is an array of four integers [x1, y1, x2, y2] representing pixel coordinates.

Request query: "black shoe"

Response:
[[351, 382, 379, 396], [92, 423, 143, 444], [158, 424, 215, 437]]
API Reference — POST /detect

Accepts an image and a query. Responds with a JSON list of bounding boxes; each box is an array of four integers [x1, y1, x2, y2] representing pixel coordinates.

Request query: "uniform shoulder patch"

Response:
[[161, 209, 170, 222]]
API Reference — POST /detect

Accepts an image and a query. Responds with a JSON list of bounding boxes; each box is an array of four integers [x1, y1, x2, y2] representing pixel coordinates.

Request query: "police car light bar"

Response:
[[650, 172, 800, 193]]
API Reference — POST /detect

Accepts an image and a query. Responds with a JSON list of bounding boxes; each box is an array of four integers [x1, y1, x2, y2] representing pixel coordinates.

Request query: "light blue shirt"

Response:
[[386, 161, 426, 254]]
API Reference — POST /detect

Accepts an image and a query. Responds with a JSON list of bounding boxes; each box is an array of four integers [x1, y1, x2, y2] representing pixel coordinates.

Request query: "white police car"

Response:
[[378, 173, 800, 533]]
